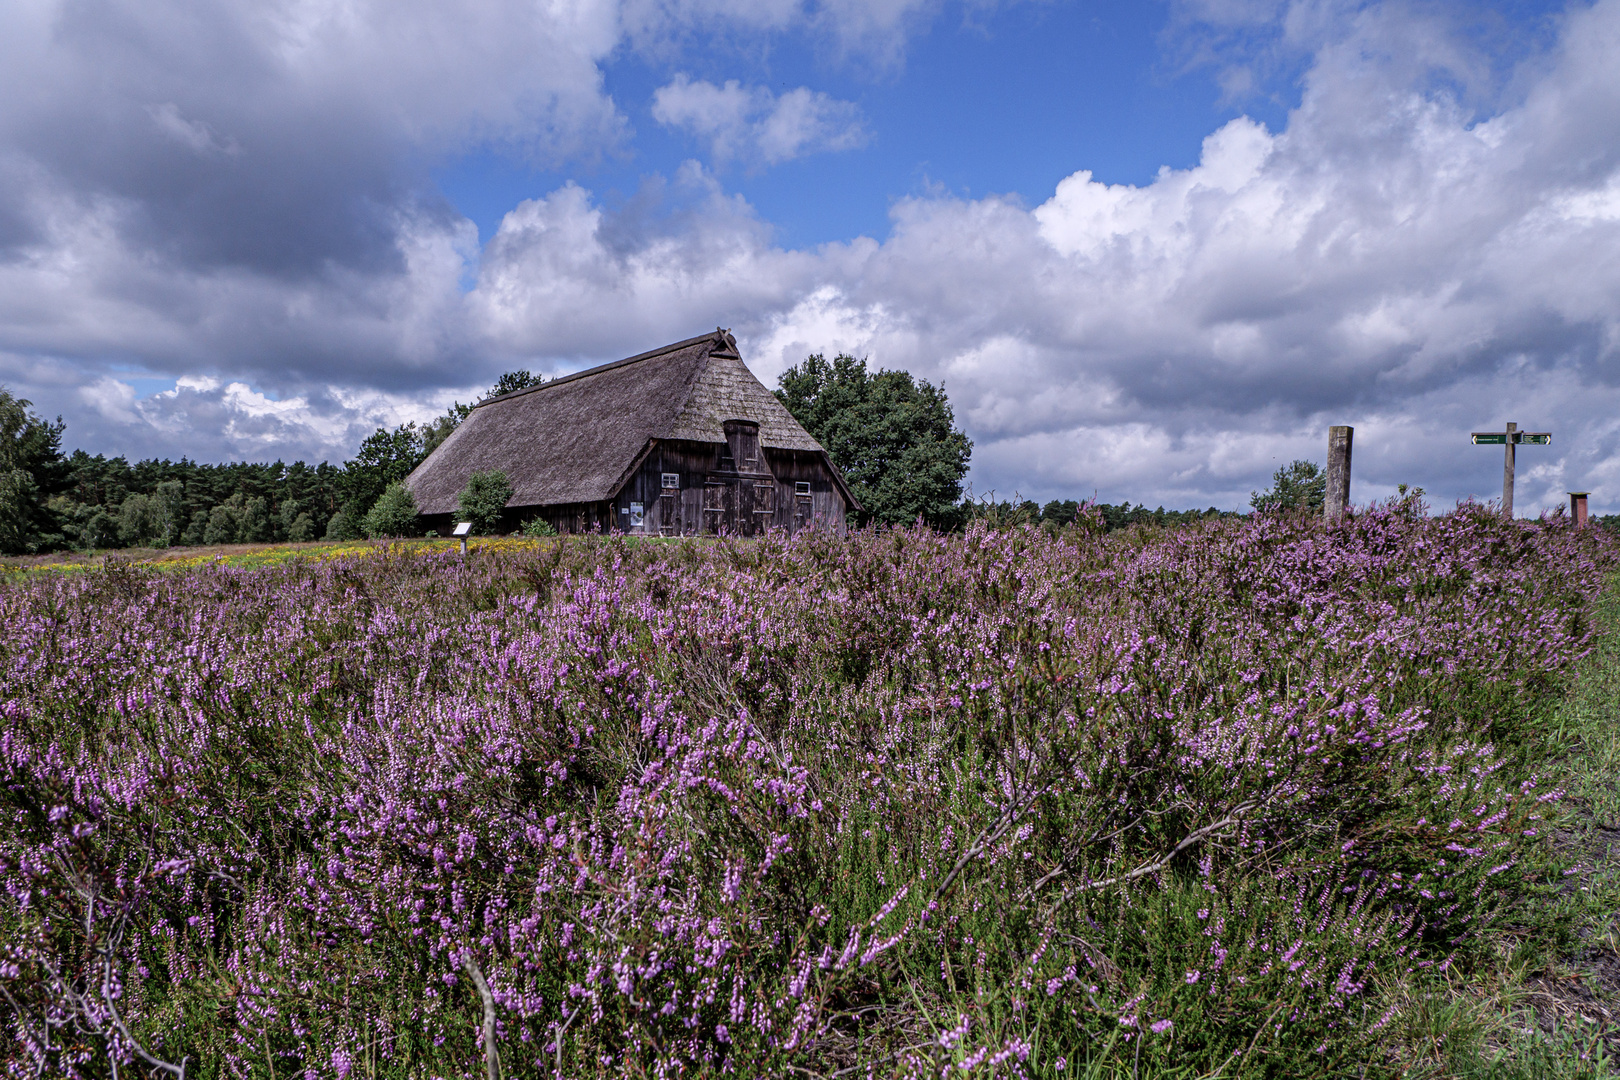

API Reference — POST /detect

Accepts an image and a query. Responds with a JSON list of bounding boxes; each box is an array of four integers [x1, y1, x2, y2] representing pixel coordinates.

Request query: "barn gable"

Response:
[[404, 329, 852, 528]]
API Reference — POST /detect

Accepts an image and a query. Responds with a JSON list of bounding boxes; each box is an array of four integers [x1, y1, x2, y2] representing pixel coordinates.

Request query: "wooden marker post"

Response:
[[1325, 425, 1353, 522], [1569, 492, 1590, 528], [1470, 423, 1551, 518]]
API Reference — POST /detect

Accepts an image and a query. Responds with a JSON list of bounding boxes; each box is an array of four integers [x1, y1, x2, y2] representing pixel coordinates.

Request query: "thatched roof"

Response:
[[405, 329, 830, 514]]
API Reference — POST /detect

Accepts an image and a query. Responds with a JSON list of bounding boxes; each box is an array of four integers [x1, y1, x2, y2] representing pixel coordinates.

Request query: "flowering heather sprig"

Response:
[[0, 505, 1612, 1077]]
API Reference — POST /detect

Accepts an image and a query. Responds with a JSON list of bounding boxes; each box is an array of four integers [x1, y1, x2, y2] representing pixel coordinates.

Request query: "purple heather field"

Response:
[[2, 504, 1615, 1078]]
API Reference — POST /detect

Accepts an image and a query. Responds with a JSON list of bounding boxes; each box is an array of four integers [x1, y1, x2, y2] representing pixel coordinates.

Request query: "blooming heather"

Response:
[[0, 503, 1612, 1078]]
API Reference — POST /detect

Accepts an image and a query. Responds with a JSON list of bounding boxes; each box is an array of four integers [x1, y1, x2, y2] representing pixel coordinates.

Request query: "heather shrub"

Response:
[[0, 507, 1613, 1078]]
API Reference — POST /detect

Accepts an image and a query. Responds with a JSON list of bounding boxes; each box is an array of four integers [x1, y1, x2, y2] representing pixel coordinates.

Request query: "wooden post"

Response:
[[1325, 426, 1353, 522], [1569, 492, 1589, 528], [1502, 422, 1517, 518]]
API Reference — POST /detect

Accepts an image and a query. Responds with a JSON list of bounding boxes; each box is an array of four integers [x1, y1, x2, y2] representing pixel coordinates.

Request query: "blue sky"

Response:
[[2, 0, 1618, 513], [437, 1, 1280, 251]]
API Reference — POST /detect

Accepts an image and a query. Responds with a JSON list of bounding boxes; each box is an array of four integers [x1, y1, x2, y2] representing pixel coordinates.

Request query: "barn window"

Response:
[[662, 473, 680, 489], [795, 482, 811, 497]]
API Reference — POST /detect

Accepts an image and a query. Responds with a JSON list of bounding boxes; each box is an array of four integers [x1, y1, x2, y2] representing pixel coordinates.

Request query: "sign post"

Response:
[[1569, 492, 1590, 528], [1325, 426, 1353, 522], [1470, 424, 1551, 517]]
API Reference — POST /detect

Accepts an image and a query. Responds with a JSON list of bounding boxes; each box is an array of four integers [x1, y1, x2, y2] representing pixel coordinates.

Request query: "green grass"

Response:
[[1392, 574, 1620, 1079]]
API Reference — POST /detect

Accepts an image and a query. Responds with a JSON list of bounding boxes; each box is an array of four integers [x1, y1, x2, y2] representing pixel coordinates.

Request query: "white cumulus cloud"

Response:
[[652, 76, 869, 166]]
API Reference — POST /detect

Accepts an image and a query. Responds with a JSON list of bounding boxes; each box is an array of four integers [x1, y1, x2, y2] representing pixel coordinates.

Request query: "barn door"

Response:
[[748, 481, 776, 536], [703, 481, 728, 535], [793, 483, 813, 533]]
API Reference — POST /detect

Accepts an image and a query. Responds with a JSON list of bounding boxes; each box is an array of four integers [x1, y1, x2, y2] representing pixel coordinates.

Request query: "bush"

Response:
[[457, 469, 513, 534], [362, 482, 420, 539], [521, 515, 557, 537], [323, 504, 363, 541], [287, 513, 316, 543]]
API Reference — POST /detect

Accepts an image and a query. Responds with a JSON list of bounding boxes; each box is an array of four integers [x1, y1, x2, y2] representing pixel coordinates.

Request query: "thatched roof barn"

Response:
[[405, 329, 856, 536]]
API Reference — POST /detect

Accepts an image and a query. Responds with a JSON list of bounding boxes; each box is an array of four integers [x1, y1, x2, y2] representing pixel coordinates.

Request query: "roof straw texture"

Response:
[[405, 330, 825, 515]]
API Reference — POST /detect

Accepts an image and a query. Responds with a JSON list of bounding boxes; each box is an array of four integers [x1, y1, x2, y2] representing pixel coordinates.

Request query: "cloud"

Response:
[[652, 76, 868, 166], [470, 0, 1620, 513], [619, 0, 961, 65], [7, 0, 1620, 516]]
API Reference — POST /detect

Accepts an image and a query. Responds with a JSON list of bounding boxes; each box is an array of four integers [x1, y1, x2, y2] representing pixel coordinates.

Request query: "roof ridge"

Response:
[[477, 329, 733, 407]]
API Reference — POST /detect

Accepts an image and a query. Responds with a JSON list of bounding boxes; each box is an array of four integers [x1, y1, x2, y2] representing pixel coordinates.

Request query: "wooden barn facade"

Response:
[[405, 330, 857, 536]]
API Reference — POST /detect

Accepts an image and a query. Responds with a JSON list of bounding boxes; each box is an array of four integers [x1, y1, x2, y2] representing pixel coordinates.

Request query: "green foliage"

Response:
[[362, 481, 421, 538], [115, 493, 163, 548], [0, 386, 66, 553], [181, 510, 208, 546], [486, 370, 547, 399], [421, 402, 474, 456], [776, 353, 972, 529], [962, 495, 1236, 534], [521, 515, 558, 537], [457, 469, 513, 534], [418, 372, 543, 461], [324, 503, 364, 541], [47, 452, 345, 550], [1251, 458, 1327, 514], [339, 424, 426, 520], [202, 501, 237, 545]]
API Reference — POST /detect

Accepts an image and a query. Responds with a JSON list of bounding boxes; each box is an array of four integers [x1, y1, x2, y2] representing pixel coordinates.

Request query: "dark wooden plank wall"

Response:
[[424, 440, 848, 536], [611, 440, 846, 537]]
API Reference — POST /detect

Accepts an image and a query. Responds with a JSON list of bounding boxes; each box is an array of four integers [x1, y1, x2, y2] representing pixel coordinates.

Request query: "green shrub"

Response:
[[457, 469, 513, 534], [324, 504, 363, 541], [362, 481, 420, 539], [521, 516, 557, 537]]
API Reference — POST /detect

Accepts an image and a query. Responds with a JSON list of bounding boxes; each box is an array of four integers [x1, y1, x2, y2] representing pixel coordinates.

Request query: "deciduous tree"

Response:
[[457, 470, 513, 534], [775, 354, 972, 529]]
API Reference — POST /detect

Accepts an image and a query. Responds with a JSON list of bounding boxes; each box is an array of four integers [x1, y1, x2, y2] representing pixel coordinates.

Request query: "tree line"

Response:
[[0, 373, 546, 555], [1, 358, 1383, 557]]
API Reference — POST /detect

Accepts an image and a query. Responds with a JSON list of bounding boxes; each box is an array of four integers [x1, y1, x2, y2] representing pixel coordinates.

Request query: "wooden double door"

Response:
[[701, 477, 777, 536]]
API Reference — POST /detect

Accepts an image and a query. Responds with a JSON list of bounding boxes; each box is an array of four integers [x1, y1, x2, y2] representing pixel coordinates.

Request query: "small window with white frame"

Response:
[[795, 482, 811, 497], [662, 473, 680, 489]]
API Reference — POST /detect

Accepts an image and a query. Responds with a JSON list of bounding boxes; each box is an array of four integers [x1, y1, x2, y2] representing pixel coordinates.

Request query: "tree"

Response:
[[775, 354, 972, 529], [363, 482, 420, 538], [419, 371, 543, 457], [457, 470, 513, 534], [487, 371, 546, 399], [339, 424, 426, 520], [203, 502, 238, 545], [0, 387, 66, 554], [324, 504, 364, 541], [1250, 460, 1327, 515], [422, 402, 474, 456]]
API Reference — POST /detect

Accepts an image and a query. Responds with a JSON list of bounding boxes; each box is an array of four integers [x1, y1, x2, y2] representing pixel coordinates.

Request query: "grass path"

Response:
[[1405, 574, 1620, 1078]]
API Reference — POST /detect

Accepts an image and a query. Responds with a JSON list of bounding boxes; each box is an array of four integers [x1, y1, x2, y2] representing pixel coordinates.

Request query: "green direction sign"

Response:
[[1471, 432, 1552, 445]]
